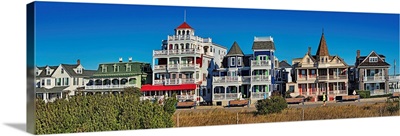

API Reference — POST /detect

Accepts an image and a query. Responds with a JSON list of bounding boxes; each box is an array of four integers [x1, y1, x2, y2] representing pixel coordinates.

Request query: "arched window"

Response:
[[182, 30, 185, 35], [180, 43, 184, 49], [169, 44, 173, 50], [174, 44, 178, 49], [186, 43, 190, 49], [187, 30, 190, 35], [178, 31, 181, 35]]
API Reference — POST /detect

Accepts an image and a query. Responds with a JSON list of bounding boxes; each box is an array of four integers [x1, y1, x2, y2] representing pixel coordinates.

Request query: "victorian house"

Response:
[[290, 32, 349, 101], [141, 21, 227, 104], [212, 36, 275, 105], [35, 59, 96, 102], [353, 50, 390, 95], [84, 57, 152, 95], [275, 60, 293, 95]]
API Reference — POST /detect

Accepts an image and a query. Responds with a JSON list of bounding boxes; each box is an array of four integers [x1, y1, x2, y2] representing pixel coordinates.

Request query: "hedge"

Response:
[[35, 87, 176, 134], [355, 90, 371, 98]]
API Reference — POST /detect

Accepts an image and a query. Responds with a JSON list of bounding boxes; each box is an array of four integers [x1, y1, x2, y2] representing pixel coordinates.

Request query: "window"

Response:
[[230, 57, 235, 66], [172, 74, 176, 79], [61, 68, 64, 74], [77, 68, 82, 74], [46, 79, 51, 86], [56, 78, 61, 86], [73, 78, 76, 85], [41, 79, 45, 86], [369, 57, 378, 62], [102, 65, 107, 72], [237, 57, 242, 66], [179, 74, 182, 78], [203, 73, 206, 81], [307, 58, 310, 64], [46, 69, 50, 75], [65, 78, 69, 86]]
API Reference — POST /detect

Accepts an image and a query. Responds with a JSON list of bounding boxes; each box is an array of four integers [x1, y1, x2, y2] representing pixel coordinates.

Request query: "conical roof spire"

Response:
[[227, 41, 244, 57], [316, 32, 330, 57]]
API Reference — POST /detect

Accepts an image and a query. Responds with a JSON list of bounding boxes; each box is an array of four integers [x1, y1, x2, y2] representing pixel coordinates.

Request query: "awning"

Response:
[[141, 84, 197, 92]]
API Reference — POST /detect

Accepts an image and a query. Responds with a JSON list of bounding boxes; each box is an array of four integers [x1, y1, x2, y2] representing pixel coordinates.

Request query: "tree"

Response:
[[123, 87, 142, 97], [256, 96, 288, 115]]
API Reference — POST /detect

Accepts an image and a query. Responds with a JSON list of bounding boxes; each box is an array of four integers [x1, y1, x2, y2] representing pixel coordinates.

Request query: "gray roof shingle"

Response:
[[226, 41, 244, 57], [252, 41, 275, 50]]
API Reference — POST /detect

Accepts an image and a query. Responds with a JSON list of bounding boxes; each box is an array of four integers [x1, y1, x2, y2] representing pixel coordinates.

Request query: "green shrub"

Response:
[[35, 87, 175, 134], [256, 96, 288, 115], [356, 90, 370, 98]]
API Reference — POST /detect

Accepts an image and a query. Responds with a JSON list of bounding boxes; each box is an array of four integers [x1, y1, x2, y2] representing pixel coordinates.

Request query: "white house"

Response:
[[35, 59, 96, 102]]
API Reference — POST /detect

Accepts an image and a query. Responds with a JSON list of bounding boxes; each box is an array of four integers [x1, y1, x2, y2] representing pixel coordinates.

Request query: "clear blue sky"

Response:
[[35, 2, 399, 74]]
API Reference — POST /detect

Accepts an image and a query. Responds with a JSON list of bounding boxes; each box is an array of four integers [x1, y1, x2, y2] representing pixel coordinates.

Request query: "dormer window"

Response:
[[230, 57, 236, 66], [77, 68, 82, 74], [237, 57, 242, 66], [46, 68, 50, 75], [369, 57, 378, 62], [126, 64, 131, 72], [101, 65, 107, 72]]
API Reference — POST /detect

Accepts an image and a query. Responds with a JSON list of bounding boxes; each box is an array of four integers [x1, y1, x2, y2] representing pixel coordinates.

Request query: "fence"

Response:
[[173, 102, 398, 127]]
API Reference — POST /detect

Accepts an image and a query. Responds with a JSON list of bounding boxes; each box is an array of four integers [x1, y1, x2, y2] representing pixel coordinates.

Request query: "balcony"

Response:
[[328, 75, 347, 80], [154, 65, 167, 71], [177, 95, 195, 101], [85, 84, 136, 90], [214, 94, 225, 100], [180, 64, 200, 70], [168, 64, 179, 70], [153, 49, 201, 56], [317, 75, 328, 80], [153, 78, 195, 85], [251, 92, 267, 99], [167, 35, 212, 43], [364, 76, 384, 82], [251, 75, 271, 82], [213, 93, 240, 100], [213, 76, 241, 84], [251, 60, 271, 68]]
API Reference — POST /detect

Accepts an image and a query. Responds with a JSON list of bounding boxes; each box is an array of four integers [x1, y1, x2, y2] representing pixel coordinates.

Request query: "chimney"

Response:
[[77, 59, 80, 65], [128, 57, 132, 62], [356, 50, 360, 59], [308, 47, 311, 54], [119, 57, 123, 62]]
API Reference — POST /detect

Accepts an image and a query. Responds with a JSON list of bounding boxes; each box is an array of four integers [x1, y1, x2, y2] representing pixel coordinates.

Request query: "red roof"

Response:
[[176, 22, 193, 29], [141, 84, 197, 92]]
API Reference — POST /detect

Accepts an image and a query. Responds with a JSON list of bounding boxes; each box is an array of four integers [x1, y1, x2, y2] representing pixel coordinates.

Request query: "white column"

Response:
[[152, 58, 155, 85], [327, 82, 329, 101], [43, 93, 48, 103], [327, 68, 329, 80], [224, 86, 227, 100]]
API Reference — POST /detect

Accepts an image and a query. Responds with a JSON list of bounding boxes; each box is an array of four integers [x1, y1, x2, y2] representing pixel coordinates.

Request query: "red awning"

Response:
[[141, 84, 197, 92]]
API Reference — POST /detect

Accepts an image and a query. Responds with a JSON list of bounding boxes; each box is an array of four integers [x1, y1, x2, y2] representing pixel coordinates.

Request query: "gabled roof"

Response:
[[252, 41, 275, 50], [316, 33, 330, 57], [220, 54, 251, 68], [358, 51, 390, 67], [37, 65, 58, 77], [331, 55, 349, 66], [279, 60, 292, 68], [226, 41, 244, 57], [176, 22, 193, 29], [92, 61, 152, 78], [36, 86, 68, 93]]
